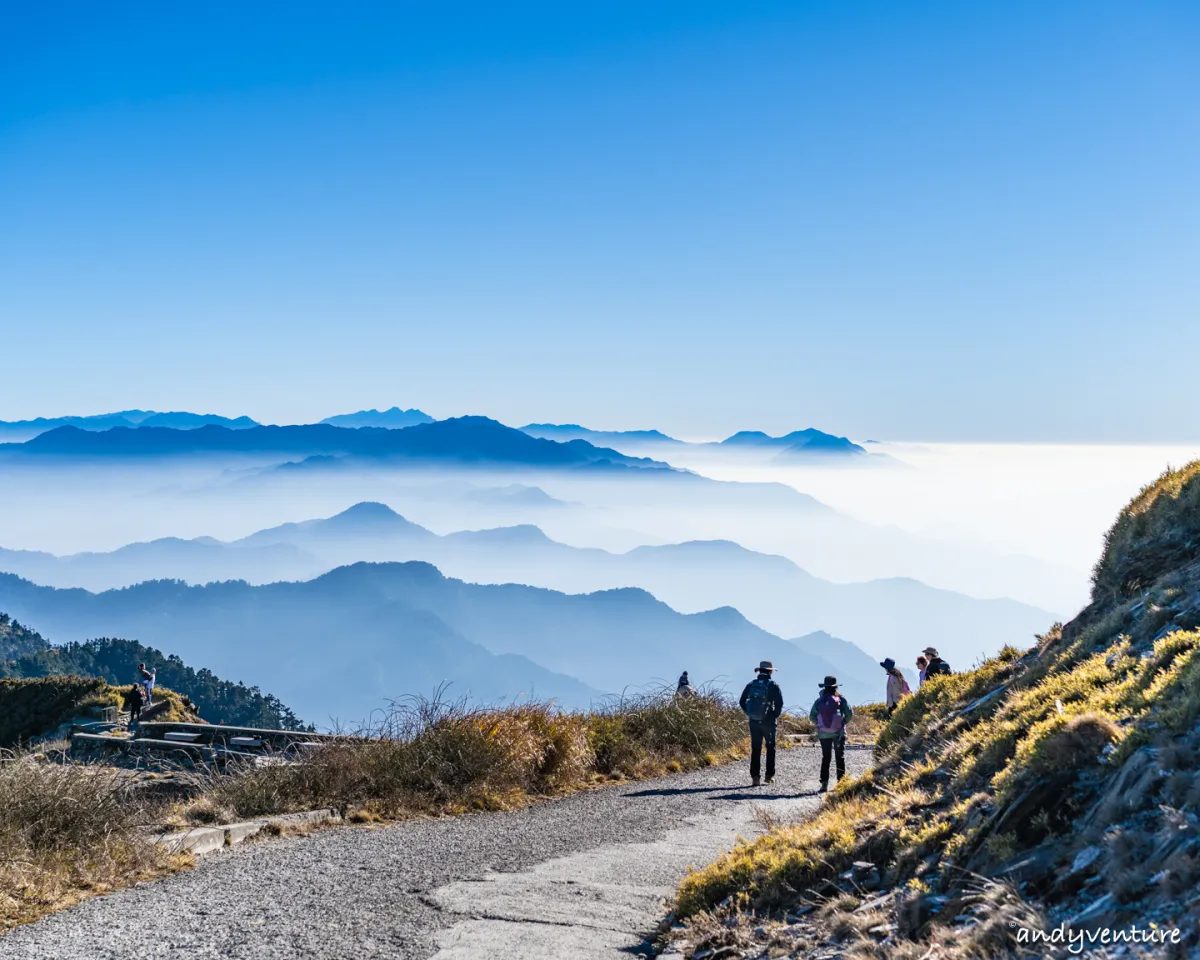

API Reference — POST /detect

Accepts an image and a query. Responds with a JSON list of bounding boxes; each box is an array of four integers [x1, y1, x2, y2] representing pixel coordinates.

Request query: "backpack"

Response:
[[816, 692, 845, 736], [743, 678, 775, 722]]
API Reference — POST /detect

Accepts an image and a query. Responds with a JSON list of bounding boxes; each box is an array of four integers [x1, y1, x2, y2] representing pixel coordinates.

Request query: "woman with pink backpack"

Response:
[[809, 676, 853, 792]]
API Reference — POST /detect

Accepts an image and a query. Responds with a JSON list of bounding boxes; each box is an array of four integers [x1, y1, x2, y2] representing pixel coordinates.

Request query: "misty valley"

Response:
[[0, 410, 1069, 727]]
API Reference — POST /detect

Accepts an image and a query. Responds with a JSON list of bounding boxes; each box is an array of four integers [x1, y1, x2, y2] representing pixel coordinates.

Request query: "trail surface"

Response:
[[5, 746, 870, 959]]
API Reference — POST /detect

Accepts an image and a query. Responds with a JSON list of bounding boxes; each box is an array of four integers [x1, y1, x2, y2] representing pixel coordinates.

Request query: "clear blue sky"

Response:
[[2, 2, 1198, 440]]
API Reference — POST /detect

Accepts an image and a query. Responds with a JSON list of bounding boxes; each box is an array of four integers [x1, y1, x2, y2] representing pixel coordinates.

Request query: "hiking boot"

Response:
[[819, 780, 828, 793], [765, 777, 775, 784], [751, 775, 760, 787]]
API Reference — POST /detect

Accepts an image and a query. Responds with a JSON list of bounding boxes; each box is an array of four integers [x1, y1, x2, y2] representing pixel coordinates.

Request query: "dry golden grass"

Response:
[[0, 752, 187, 932], [181, 685, 750, 823], [669, 461, 1200, 959]]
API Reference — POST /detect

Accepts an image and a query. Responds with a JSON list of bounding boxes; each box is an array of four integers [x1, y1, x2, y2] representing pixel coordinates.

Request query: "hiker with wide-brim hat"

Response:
[[739, 660, 783, 787], [922, 646, 951, 679], [809, 675, 853, 791], [880, 657, 911, 716]]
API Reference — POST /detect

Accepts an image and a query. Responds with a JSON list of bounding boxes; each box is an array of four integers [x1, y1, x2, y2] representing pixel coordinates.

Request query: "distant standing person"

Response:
[[809, 676, 853, 792], [138, 662, 156, 706], [880, 658, 911, 716], [922, 647, 951, 679], [126, 683, 144, 725], [676, 670, 694, 697], [739, 661, 783, 787], [916, 655, 929, 686]]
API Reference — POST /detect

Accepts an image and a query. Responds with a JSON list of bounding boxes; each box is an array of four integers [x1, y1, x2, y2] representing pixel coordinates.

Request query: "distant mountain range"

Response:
[[0, 410, 260, 442], [0, 564, 875, 722], [519, 423, 867, 459], [0, 502, 1052, 669], [1, 417, 671, 471], [0, 409, 867, 464], [319, 408, 435, 429]]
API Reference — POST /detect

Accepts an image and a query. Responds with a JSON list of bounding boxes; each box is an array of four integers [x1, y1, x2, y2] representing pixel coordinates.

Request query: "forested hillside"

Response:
[[0, 613, 49, 660], [0, 630, 309, 730]]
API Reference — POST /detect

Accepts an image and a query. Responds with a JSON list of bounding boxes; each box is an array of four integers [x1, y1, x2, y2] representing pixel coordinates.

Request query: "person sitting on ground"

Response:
[[922, 647, 951, 679], [880, 658, 911, 716], [675, 670, 695, 697], [916, 655, 928, 686], [809, 675, 853, 792], [126, 683, 144, 725], [739, 660, 784, 787]]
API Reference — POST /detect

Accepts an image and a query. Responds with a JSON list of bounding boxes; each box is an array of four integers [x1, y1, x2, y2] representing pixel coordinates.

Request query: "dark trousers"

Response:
[[129, 703, 140, 724], [749, 721, 776, 780], [820, 735, 846, 784]]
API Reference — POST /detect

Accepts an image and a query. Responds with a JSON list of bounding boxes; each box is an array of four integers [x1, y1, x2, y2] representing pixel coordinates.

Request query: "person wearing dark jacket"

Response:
[[922, 647, 951, 678], [126, 683, 144, 725], [739, 660, 784, 786]]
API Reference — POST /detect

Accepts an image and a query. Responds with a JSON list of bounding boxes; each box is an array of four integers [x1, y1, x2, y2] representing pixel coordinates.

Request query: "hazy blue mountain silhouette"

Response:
[[461, 483, 575, 508], [519, 423, 682, 446], [0, 410, 259, 442], [240, 501, 435, 547], [517, 422, 868, 460], [6, 417, 669, 469], [0, 565, 863, 718], [0, 571, 601, 723], [139, 412, 260, 430], [320, 408, 435, 429], [0, 502, 1053, 668], [720, 429, 865, 457]]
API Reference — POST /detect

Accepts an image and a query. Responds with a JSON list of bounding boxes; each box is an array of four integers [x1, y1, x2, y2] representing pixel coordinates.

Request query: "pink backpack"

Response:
[[816, 693, 845, 735]]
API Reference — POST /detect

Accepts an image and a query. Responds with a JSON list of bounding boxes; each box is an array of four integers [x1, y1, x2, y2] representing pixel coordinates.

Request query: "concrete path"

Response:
[[3, 746, 870, 960]]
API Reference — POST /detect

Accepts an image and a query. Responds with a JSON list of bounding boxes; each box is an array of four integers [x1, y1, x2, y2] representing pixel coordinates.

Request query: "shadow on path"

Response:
[[624, 784, 821, 800]]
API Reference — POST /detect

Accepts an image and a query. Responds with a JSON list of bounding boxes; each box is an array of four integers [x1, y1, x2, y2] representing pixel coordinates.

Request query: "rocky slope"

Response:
[[665, 461, 1200, 959]]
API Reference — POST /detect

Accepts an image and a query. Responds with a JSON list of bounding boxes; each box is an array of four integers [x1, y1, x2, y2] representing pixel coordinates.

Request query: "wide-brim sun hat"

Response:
[[819, 675, 838, 688], [880, 658, 896, 671], [756, 660, 774, 672], [922, 647, 939, 657]]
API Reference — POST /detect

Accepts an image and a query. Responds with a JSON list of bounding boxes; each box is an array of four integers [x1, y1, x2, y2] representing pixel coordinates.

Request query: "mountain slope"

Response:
[[670, 459, 1200, 958], [0, 612, 49, 660]]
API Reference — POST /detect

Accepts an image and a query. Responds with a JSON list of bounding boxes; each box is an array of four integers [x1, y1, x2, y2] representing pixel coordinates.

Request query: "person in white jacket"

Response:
[[880, 658, 911, 715]]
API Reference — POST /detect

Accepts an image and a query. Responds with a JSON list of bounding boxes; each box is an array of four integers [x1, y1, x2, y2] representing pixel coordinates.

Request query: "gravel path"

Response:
[[4, 745, 870, 959]]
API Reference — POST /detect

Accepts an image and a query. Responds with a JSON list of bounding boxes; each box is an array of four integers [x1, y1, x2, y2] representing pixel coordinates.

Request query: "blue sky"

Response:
[[2, 2, 1198, 440]]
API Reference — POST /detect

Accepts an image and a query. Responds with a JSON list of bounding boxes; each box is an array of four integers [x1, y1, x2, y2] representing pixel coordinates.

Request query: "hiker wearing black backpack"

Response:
[[739, 660, 784, 787], [922, 647, 951, 678], [809, 675, 853, 792]]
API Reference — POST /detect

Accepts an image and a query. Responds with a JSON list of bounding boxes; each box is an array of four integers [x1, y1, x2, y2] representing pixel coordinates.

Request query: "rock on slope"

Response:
[[668, 460, 1200, 959]]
